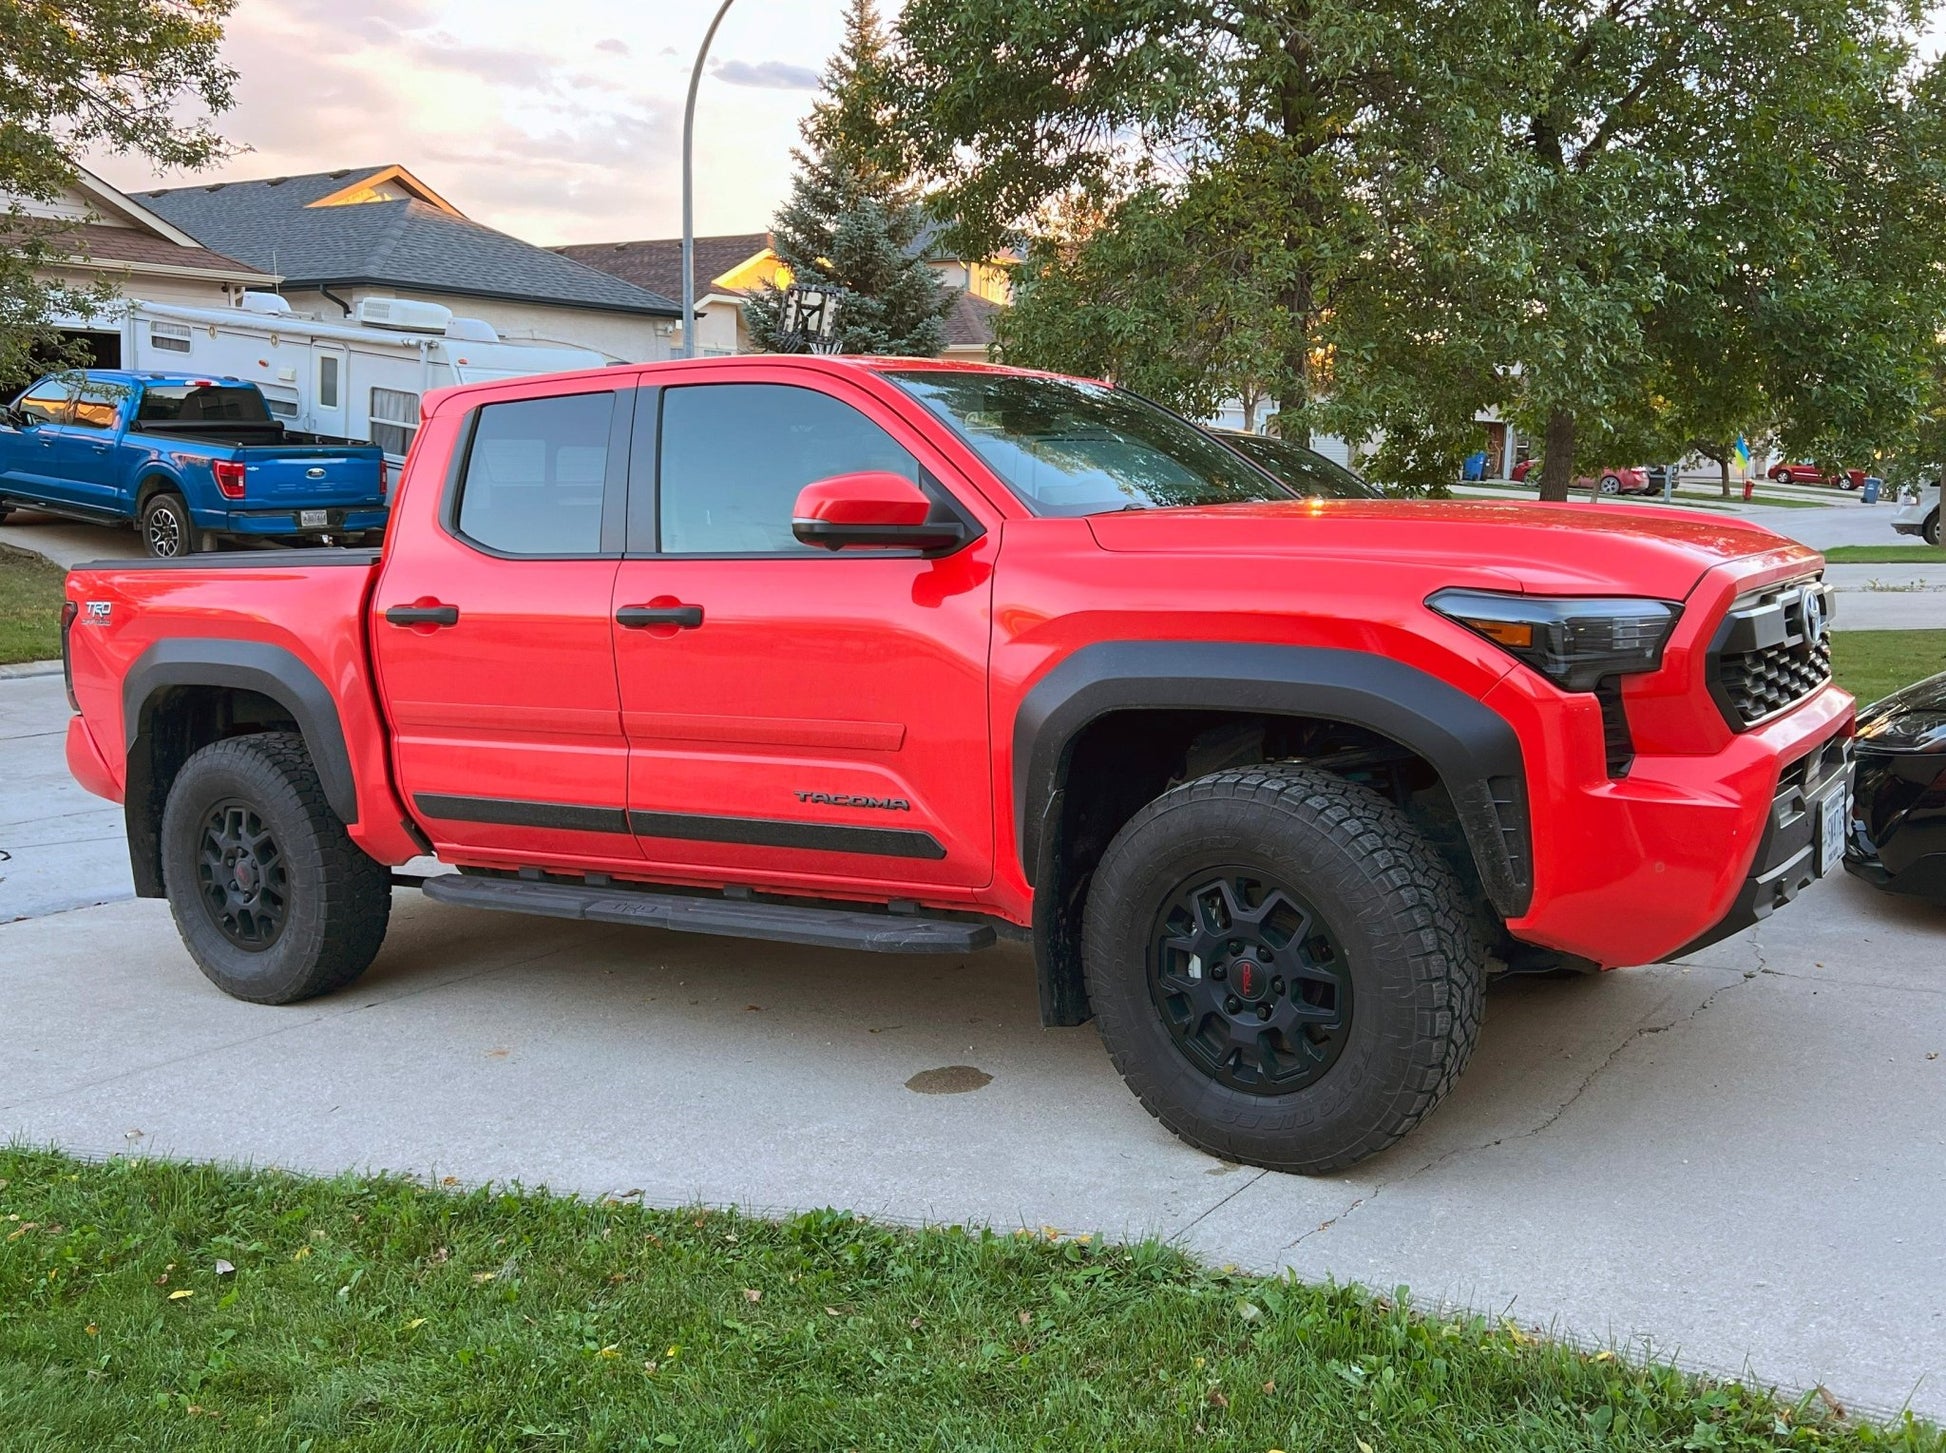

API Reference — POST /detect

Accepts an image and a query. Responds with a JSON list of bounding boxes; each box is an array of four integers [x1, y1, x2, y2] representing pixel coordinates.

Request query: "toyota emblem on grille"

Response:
[[1802, 588, 1826, 644]]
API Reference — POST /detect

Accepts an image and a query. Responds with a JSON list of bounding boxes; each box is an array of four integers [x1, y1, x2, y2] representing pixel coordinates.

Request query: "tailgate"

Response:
[[238, 446, 386, 507]]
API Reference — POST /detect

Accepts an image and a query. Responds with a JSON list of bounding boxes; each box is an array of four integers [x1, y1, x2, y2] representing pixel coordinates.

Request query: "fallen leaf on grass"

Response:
[[1206, 1389, 1229, 1408], [214, 1260, 234, 1277], [742, 1288, 761, 1303], [291, 1246, 312, 1263], [1261, 1379, 1275, 1395], [404, 1318, 428, 1331], [472, 1272, 497, 1284], [167, 1290, 194, 1301], [1358, 1441, 1375, 1453]]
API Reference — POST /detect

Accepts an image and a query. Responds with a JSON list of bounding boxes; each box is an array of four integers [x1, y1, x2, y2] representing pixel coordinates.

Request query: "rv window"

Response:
[[149, 321, 192, 354], [371, 387, 420, 457], [261, 392, 300, 419], [137, 384, 273, 425]]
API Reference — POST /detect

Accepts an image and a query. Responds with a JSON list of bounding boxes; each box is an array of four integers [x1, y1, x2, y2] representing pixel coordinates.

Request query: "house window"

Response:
[[370, 387, 420, 457], [149, 321, 192, 354]]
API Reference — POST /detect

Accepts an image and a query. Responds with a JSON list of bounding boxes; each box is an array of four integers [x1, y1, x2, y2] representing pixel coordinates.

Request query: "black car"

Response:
[[1214, 430, 1384, 499], [1846, 669, 1946, 904]]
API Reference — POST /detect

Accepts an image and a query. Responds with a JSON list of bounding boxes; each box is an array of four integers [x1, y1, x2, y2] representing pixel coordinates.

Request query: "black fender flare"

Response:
[[1012, 641, 1533, 918], [123, 638, 360, 825]]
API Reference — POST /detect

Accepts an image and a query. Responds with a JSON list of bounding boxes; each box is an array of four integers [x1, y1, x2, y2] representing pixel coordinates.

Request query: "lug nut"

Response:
[[1225, 996, 1241, 1014], [1256, 1003, 1273, 1021], [1211, 964, 1227, 981], [1259, 947, 1274, 962], [1272, 977, 1285, 995]]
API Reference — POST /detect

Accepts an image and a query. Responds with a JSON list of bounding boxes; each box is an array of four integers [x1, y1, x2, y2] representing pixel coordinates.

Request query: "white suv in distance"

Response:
[[1892, 482, 1940, 547]]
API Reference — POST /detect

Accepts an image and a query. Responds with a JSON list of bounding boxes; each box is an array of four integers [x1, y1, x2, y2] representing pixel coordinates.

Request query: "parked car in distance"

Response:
[[1509, 459, 1649, 494], [1891, 482, 1940, 547], [1769, 462, 1867, 489], [1213, 430, 1383, 499], [1847, 670, 1946, 905], [0, 370, 387, 557], [62, 356, 1854, 1175]]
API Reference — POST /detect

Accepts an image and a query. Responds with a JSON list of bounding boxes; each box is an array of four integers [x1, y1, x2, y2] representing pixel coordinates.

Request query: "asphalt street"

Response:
[[2, 493, 1944, 1419]]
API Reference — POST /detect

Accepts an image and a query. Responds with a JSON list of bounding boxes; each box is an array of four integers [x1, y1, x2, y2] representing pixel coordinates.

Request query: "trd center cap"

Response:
[[1232, 958, 1266, 1001], [233, 859, 257, 893]]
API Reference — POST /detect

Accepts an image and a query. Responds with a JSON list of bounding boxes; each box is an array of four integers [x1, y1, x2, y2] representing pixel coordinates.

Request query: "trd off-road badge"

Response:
[[793, 790, 912, 812], [84, 601, 112, 625]]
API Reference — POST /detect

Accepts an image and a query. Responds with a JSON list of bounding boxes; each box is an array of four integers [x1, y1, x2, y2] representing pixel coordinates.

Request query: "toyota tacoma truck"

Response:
[[59, 358, 1854, 1173], [0, 371, 387, 556]]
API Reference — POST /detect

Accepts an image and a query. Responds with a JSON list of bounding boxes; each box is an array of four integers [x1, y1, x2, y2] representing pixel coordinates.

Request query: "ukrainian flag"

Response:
[[1733, 436, 1752, 470]]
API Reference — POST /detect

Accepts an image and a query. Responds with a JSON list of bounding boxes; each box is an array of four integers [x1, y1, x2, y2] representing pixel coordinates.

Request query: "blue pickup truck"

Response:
[[0, 371, 388, 556]]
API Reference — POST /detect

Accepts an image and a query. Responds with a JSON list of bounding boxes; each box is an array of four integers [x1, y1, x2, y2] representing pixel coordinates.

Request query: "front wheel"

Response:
[[140, 492, 194, 558], [1083, 766, 1487, 1174], [161, 732, 392, 1004], [1925, 510, 1941, 548], [1599, 474, 1622, 495]]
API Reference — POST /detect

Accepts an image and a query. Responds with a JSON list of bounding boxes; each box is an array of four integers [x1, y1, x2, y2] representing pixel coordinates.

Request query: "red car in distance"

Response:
[[1769, 463, 1867, 489], [1510, 459, 1649, 495]]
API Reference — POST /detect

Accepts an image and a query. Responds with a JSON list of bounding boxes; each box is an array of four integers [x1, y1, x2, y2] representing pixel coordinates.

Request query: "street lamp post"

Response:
[[681, 0, 739, 359]]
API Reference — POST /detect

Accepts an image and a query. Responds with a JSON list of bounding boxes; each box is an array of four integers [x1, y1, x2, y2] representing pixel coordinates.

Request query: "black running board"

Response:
[[418, 874, 995, 954]]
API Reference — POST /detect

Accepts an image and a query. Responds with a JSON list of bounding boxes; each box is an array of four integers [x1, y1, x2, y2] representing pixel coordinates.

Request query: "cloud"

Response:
[[596, 37, 629, 55], [711, 59, 821, 91]]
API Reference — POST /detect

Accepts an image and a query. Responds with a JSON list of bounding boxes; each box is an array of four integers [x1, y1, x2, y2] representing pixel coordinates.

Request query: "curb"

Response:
[[0, 660, 63, 680]]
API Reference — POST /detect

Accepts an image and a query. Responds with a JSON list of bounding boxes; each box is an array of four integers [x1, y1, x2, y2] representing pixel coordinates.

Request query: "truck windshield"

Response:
[[885, 370, 1294, 516], [137, 384, 272, 425]]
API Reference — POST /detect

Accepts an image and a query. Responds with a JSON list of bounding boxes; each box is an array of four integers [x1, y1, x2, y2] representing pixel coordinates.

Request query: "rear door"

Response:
[[370, 376, 643, 868], [609, 366, 999, 893]]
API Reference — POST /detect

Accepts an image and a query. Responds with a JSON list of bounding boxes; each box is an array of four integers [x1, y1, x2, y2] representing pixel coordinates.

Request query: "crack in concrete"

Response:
[[1287, 1187, 1375, 1249], [1172, 1167, 1270, 1240]]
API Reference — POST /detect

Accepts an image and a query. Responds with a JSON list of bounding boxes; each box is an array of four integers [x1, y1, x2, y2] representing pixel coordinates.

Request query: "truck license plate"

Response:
[[299, 510, 328, 529], [1816, 783, 1850, 876]]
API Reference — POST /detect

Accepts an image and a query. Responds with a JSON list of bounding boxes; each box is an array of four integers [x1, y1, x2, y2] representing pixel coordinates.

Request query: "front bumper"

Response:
[[1503, 682, 1855, 966]]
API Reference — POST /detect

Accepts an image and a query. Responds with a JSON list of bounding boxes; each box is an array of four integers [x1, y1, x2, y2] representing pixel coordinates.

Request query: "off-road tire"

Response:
[[1926, 509, 1941, 548], [1083, 765, 1487, 1174], [140, 491, 194, 559], [161, 731, 391, 1004]]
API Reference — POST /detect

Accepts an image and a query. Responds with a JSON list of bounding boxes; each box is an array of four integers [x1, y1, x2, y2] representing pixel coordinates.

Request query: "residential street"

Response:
[[2, 625, 1943, 1418]]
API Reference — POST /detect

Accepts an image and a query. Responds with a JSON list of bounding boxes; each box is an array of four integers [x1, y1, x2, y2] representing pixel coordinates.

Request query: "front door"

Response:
[[312, 344, 349, 438], [610, 369, 998, 895], [44, 377, 130, 512], [0, 378, 77, 505], [369, 377, 643, 868]]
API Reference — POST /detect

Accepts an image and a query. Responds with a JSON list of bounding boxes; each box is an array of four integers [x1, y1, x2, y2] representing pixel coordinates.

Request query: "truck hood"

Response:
[[1085, 499, 1819, 600]]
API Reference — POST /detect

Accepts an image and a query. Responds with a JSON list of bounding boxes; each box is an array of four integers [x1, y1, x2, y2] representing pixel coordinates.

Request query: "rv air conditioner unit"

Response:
[[444, 317, 501, 343], [357, 297, 454, 333], [238, 291, 295, 316]]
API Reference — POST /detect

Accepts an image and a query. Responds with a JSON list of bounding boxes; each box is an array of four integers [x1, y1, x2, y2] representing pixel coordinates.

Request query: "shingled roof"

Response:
[[942, 290, 1003, 351], [141, 166, 681, 318], [555, 233, 774, 306]]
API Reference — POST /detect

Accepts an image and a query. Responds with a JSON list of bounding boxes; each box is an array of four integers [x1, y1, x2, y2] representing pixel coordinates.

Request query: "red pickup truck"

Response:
[[61, 358, 1854, 1173]]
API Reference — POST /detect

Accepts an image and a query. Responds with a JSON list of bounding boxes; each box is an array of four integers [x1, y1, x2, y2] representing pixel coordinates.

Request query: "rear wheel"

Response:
[[1926, 510, 1941, 548], [1083, 766, 1487, 1174], [161, 732, 392, 1004], [140, 491, 193, 559]]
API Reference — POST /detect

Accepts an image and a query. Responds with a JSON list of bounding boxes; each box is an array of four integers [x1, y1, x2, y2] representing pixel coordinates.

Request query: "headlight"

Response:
[[1429, 590, 1683, 692], [1857, 710, 1946, 753]]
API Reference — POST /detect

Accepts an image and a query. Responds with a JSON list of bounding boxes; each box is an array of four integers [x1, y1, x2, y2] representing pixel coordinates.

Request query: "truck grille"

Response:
[[1708, 577, 1835, 730]]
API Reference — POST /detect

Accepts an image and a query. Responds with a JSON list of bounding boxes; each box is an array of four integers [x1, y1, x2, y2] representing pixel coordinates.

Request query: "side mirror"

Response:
[[1, 406, 29, 429], [791, 471, 969, 553]]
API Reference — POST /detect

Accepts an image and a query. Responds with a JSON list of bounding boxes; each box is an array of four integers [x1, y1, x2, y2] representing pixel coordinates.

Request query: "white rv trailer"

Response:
[[113, 294, 612, 462]]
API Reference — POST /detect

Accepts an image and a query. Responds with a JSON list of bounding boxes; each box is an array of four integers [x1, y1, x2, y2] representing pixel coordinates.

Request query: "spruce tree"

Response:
[[746, 0, 950, 357]]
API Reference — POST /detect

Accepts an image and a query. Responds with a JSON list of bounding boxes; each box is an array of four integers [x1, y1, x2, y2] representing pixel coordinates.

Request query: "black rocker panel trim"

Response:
[[1013, 641, 1533, 918], [412, 794, 947, 861], [124, 638, 360, 825]]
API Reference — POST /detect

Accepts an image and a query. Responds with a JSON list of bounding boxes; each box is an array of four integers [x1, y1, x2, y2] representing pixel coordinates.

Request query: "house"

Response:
[[552, 233, 782, 356], [4, 164, 276, 369], [138, 164, 683, 363], [556, 225, 1013, 361]]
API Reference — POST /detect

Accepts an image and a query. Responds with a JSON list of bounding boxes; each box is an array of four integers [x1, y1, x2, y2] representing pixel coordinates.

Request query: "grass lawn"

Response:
[[1821, 545, 1945, 564], [1, 1150, 1939, 1450], [1831, 629, 1946, 703], [0, 543, 66, 666]]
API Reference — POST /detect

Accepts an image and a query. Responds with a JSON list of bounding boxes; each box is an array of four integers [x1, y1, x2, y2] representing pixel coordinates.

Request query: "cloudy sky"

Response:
[[93, 0, 854, 247]]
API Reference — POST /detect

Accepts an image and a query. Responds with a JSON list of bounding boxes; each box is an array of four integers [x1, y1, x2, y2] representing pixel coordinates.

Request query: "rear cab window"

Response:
[[452, 391, 618, 557], [135, 383, 273, 426]]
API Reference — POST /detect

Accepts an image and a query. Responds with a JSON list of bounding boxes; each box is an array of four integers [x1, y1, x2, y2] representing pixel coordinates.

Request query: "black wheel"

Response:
[[140, 492, 194, 559], [1925, 510, 1940, 548], [1083, 766, 1486, 1174], [161, 732, 392, 1004]]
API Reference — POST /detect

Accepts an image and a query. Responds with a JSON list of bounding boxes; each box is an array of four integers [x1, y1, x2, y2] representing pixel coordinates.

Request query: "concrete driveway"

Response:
[[2, 669, 1943, 1420]]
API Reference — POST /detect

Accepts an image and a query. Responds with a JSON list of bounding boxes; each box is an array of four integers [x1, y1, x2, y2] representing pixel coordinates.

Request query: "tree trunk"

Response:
[[1537, 410, 1576, 503], [1276, 278, 1312, 445], [1241, 392, 1258, 433], [1719, 455, 1732, 499]]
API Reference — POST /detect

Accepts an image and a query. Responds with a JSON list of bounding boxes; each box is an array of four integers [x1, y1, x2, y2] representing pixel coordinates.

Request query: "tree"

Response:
[[0, 0, 236, 389], [745, 0, 950, 357]]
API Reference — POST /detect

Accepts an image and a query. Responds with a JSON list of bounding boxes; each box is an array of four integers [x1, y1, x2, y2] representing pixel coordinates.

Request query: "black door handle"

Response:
[[616, 604, 704, 629], [385, 604, 460, 627]]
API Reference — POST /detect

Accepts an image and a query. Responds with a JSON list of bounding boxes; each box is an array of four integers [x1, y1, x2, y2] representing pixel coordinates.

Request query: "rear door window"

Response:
[[454, 391, 616, 557], [68, 380, 131, 432]]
